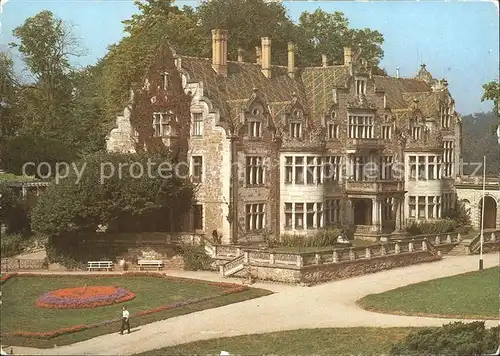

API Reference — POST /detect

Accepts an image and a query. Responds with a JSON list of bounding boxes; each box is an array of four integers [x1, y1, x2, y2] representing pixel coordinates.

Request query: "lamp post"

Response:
[[479, 155, 486, 270]]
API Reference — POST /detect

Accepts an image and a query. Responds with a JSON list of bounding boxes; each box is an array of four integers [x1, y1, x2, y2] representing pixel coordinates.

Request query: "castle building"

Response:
[[107, 29, 463, 244]]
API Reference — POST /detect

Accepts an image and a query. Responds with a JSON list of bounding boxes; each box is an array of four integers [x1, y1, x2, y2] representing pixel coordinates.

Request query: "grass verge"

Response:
[[1, 274, 271, 348], [134, 327, 423, 355], [357, 266, 500, 319]]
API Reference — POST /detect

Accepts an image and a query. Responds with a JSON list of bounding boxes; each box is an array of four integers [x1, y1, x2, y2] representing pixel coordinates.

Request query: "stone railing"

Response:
[[219, 254, 245, 276], [393, 231, 463, 245], [345, 180, 404, 194], [242, 237, 435, 269], [468, 230, 500, 254]]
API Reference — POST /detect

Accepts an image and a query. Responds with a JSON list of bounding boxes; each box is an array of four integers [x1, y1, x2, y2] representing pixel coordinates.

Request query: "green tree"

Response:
[[197, 0, 295, 64], [296, 9, 384, 67], [0, 52, 21, 141], [31, 151, 195, 238], [481, 80, 499, 116]]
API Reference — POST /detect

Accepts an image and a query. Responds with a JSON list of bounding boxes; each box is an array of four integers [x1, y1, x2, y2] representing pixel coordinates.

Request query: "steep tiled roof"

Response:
[[299, 66, 350, 118], [402, 91, 442, 117], [373, 76, 431, 109], [180, 55, 441, 125], [180, 56, 305, 123]]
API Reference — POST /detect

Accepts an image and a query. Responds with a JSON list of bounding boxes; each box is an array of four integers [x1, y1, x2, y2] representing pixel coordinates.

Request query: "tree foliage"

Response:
[[461, 111, 499, 175], [31, 151, 195, 238], [481, 80, 499, 116], [2, 11, 106, 174]]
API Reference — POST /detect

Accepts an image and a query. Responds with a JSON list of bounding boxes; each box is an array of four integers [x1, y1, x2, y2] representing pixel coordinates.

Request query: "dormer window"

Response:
[[162, 72, 171, 90], [356, 79, 367, 95], [440, 106, 451, 128], [248, 121, 262, 138], [290, 122, 302, 138], [153, 111, 173, 137], [327, 111, 339, 139]]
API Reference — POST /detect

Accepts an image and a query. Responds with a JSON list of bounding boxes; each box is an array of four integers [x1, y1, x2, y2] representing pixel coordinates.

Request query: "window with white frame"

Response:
[[418, 156, 426, 180], [295, 203, 304, 228], [324, 199, 341, 226], [348, 115, 374, 138], [289, 122, 302, 138], [427, 156, 436, 180], [284, 203, 293, 228], [441, 106, 451, 128], [191, 113, 203, 136], [408, 195, 442, 219], [248, 120, 262, 138], [411, 125, 422, 140], [323, 156, 342, 182], [191, 156, 203, 183], [382, 197, 393, 221], [285, 156, 325, 185], [380, 156, 393, 180], [284, 202, 323, 229], [246, 156, 264, 186], [327, 123, 340, 139], [356, 79, 367, 95], [409, 156, 417, 180], [285, 157, 293, 184], [152, 112, 172, 137], [353, 156, 367, 181], [381, 125, 392, 140], [442, 193, 454, 214], [442, 140, 454, 177], [245, 203, 265, 231]]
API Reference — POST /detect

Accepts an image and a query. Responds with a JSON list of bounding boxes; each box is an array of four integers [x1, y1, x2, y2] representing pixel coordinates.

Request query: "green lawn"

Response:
[[358, 266, 500, 319], [1, 275, 271, 348], [135, 327, 422, 355]]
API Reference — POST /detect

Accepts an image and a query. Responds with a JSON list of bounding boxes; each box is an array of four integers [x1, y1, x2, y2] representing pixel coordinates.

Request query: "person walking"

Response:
[[120, 306, 130, 335]]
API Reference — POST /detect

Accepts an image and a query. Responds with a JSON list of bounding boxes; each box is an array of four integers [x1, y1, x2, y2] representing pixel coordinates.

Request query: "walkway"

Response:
[[10, 254, 500, 355]]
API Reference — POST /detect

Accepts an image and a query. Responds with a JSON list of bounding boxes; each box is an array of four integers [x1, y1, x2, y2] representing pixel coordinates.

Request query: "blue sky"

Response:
[[1, 0, 498, 115]]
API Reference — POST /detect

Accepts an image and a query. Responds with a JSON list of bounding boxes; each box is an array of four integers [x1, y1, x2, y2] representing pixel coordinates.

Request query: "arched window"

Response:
[[289, 108, 303, 139], [247, 105, 263, 138], [326, 110, 339, 139]]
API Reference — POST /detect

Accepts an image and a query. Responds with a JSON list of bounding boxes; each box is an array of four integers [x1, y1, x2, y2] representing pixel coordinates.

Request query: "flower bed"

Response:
[[36, 286, 136, 309], [0, 272, 249, 339]]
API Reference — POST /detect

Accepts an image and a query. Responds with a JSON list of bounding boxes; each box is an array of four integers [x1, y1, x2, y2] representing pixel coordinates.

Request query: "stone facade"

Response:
[[107, 29, 465, 244], [455, 176, 500, 230]]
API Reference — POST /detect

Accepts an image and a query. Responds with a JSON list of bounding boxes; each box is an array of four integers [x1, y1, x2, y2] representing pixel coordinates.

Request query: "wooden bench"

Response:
[[87, 261, 114, 271], [138, 259, 164, 271]]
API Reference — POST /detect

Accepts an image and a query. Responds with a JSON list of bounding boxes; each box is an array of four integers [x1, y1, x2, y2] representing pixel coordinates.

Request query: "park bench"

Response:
[[138, 259, 164, 271], [87, 261, 114, 271]]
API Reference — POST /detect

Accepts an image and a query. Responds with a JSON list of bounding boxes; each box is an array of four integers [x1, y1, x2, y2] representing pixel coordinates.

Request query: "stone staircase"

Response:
[[448, 238, 473, 255], [219, 254, 245, 277]]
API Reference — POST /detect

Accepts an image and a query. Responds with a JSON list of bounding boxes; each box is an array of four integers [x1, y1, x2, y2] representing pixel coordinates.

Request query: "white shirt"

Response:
[[122, 310, 130, 318]]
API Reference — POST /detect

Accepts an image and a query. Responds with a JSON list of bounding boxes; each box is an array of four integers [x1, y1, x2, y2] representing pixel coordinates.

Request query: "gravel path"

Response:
[[9, 253, 500, 355]]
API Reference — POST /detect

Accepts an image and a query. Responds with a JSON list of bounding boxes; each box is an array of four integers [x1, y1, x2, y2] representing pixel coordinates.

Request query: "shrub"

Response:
[[265, 228, 344, 248], [406, 218, 457, 236], [176, 242, 212, 271], [0, 233, 25, 257], [390, 321, 499, 356], [443, 202, 472, 231]]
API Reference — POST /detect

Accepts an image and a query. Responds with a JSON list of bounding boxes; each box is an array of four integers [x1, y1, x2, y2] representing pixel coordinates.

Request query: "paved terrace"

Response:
[[10, 253, 500, 355]]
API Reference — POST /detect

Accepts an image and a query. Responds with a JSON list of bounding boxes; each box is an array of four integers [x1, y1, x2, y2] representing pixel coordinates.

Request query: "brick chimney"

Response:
[[237, 47, 244, 63], [261, 37, 271, 78], [211, 29, 228, 76], [343, 47, 352, 66], [287, 42, 295, 79], [322, 54, 328, 67]]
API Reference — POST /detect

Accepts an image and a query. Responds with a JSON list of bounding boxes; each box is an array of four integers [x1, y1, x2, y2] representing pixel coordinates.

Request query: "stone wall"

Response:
[[1, 258, 46, 272], [245, 251, 440, 285], [299, 251, 440, 285]]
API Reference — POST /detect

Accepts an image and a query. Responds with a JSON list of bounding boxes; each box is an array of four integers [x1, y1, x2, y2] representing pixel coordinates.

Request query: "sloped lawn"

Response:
[[357, 266, 500, 319], [0, 273, 271, 348]]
